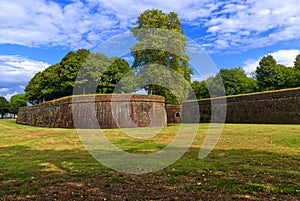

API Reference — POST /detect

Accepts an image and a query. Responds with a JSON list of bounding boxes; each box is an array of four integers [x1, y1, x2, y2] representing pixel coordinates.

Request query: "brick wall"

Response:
[[17, 94, 167, 128], [17, 88, 300, 127], [182, 87, 300, 124], [166, 105, 181, 124]]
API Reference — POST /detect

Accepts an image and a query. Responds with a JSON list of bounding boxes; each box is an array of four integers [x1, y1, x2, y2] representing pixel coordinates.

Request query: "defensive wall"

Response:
[[166, 105, 181, 124], [17, 88, 300, 128], [17, 94, 167, 128], [182, 87, 300, 124]]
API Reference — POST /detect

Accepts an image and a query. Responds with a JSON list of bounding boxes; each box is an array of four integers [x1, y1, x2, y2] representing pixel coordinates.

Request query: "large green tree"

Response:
[[217, 68, 258, 95], [255, 55, 278, 91], [255, 55, 292, 90], [294, 54, 300, 70], [130, 9, 192, 104], [76, 54, 131, 94], [255, 55, 300, 90], [58, 49, 91, 97], [26, 50, 131, 103], [190, 80, 209, 99], [0, 96, 10, 118], [191, 68, 258, 99], [10, 94, 27, 117], [98, 58, 131, 94], [293, 54, 300, 86], [25, 71, 44, 104]]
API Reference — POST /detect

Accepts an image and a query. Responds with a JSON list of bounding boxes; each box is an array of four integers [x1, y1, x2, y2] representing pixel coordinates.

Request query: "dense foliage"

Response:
[[10, 94, 27, 116], [191, 54, 300, 99], [131, 9, 192, 105], [22, 9, 299, 103], [25, 50, 131, 104], [0, 94, 27, 118], [0, 96, 10, 118]]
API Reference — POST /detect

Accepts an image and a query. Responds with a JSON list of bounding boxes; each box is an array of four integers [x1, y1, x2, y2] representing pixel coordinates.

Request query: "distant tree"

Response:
[[131, 9, 192, 105], [192, 68, 258, 99], [40, 64, 62, 101], [255, 54, 300, 90], [26, 49, 133, 103], [293, 54, 300, 86], [98, 58, 131, 94], [281, 66, 297, 88], [10, 94, 27, 117], [217, 68, 258, 95], [275, 64, 293, 89], [255, 55, 279, 91], [294, 54, 300, 70], [190, 80, 209, 99], [58, 49, 91, 97], [0, 96, 10, 118], [75, 53, 111, 94], [25, 71, 44, 104], [75, 54, 132, 94]]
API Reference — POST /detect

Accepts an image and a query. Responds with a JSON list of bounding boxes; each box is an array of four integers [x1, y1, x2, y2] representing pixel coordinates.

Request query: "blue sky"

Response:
[[0, 0, 300, 100]]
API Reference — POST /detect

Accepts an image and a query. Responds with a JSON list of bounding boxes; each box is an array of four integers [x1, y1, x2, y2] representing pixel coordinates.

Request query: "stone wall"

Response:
[[166, 105, 181, 124], [17, 94, 167, 128], [182, 87, 300, 124]]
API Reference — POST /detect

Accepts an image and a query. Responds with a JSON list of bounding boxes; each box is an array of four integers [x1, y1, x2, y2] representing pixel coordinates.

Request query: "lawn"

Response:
[[0, 119, 299, 200]]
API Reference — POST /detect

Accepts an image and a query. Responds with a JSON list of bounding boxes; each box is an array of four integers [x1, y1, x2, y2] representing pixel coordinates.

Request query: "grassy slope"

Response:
[[0, 119, 299, 200]]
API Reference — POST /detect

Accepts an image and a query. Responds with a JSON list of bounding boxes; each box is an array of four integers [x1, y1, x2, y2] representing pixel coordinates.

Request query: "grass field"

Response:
[[0, 119, 299, 200]]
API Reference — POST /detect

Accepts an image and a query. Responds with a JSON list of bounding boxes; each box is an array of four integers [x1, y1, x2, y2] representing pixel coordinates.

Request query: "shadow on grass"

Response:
[[0, 145, 299, 200]]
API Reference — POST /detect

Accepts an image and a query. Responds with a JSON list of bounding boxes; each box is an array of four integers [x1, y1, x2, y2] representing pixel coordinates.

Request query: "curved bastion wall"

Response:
[[17, 94, 167, 128]]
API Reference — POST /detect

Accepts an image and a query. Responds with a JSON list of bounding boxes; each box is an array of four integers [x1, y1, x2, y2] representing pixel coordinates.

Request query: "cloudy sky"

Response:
[[0, 0, 299, 100]]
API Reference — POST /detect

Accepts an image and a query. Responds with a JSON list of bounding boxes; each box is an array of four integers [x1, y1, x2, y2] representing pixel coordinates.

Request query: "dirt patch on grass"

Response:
[[1, 170, 299, 201], [21, 130, 61, 140]]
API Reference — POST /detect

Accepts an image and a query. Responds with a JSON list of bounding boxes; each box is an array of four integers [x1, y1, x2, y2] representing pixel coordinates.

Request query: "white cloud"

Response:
[[243, 49, 300, 74], [0, 0, 118, 49], [202, 0, 300, 52], [0, 0, 300, 52], [0, 88, 9, 93], [272, 50, 300, 66], [0, 55, 49, 84], [4, 91, 18, 101], [0, 55, 49, 99], [0, 0, 300, 50]]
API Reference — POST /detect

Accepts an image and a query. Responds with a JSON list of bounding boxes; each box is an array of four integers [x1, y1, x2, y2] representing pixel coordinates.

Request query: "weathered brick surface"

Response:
[[182, 88, 300, 124], [17, 94, 167, 128], [17, 88, 300, 127], [166, 105, 181, 123]]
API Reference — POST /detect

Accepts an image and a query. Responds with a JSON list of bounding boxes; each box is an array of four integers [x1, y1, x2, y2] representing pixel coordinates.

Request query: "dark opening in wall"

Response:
[[175, 112, 181, 118]]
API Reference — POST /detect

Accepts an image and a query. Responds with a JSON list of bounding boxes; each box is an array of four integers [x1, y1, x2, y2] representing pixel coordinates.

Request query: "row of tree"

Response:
[[191, 54, 300, 99], [25, 49, 131, 104], [2, 9, 299, 118], [0, 94, 27, 118], [24, 9, 193, 105], [21, 9, 300, 107]]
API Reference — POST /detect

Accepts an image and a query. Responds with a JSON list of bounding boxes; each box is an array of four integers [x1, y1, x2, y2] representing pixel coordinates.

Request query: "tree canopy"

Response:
[[255, 55, 299, 91], [10, 94, 27, 116], [191, 54, 300, 100], [130, 9, 192, 105], [293, 54, 300, 86], [25, 50, 131, 104], [191, 67, 258, 99], [23, 10, 299, 104], [0, 96, 10, 118]]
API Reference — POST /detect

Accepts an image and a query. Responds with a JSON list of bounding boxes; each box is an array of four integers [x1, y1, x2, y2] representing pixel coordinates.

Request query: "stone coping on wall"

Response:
[[182, 87, 300, 124], [22, 94, 166, 110], [184, 87, 300, 103]]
